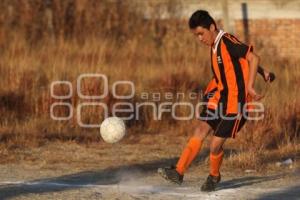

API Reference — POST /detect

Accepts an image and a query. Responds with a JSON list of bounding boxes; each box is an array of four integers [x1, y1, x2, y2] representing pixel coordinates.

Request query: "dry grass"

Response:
[[226, 142, 300, 171], [0, 0, 299, 168]]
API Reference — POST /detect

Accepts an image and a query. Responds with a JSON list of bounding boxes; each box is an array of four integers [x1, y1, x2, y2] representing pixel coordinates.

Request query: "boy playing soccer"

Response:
[[158, 10, 274, 192]]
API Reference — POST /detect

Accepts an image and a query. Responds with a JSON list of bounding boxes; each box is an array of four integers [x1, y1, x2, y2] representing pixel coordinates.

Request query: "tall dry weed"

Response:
[[0, 0, 298, 153]]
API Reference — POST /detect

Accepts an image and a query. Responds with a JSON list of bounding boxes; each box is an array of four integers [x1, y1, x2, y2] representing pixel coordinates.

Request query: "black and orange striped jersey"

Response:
[[205, 30, 253, 114]]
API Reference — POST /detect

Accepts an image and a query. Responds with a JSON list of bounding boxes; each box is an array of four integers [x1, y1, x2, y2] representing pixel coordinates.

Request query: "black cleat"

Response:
[[201, 174, 221, 192], [157, 166, 183, 185]]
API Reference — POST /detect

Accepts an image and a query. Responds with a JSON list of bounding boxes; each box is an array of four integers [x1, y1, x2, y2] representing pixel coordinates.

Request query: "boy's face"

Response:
[[191, 24, 216, 46]]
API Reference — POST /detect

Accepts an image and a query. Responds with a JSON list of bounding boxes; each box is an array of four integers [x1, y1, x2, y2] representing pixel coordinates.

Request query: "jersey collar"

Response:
[[212, 30, 226, 53]]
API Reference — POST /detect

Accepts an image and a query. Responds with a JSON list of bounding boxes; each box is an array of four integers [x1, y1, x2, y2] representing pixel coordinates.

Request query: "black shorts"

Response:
[[199, 92, 247, 138], [199, 108, 247, 138]]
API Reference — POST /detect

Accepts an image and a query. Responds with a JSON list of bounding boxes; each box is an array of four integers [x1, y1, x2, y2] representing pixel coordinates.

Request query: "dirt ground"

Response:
[[0, 134, 299, 200]]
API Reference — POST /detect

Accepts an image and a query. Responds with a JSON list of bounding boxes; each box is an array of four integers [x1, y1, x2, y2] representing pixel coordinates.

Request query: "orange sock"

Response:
[[209, 151, 224, 177], [176, 137, 202, 175]]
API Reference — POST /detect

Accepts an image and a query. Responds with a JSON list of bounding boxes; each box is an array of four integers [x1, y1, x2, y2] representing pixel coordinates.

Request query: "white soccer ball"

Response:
[[100, 117, 126, 143]]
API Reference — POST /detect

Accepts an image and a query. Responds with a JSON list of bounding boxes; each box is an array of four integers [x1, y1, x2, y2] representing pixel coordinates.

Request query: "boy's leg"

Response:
[[209, 136, 226, 177], [176, 121, 211, 175], [201, 136, 226, 192], [158, 121, 211, 184]]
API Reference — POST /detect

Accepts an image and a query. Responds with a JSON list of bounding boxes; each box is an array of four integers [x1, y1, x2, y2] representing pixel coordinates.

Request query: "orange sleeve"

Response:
[[204, 78, 217, 94]]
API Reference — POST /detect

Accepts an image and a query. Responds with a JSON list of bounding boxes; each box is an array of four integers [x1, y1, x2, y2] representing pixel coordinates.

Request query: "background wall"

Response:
[[144, 0, 300, 60]]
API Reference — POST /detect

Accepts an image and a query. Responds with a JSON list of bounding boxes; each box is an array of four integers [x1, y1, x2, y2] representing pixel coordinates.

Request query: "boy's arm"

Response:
[[192, 77, 217, 94], [246, 52, 263, 100], [257, 66, 276, 82]]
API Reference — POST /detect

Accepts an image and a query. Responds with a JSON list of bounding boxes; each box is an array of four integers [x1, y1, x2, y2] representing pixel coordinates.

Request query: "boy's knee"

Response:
[[193, 123, 210, 140], [210, 144, 223, 155], [193, 128, 205, 140]]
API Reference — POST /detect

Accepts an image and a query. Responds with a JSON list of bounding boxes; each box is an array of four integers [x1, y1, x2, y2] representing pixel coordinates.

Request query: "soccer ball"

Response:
[[100, 117, 126, 143]]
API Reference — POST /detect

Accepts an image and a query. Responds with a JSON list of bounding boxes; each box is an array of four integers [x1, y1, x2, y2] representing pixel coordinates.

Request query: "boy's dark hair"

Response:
[[189, 10, 217, 30]]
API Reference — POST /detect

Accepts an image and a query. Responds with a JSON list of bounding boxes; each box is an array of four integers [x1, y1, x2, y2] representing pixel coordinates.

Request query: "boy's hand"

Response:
[[262, 70, 276, 82], [257, 66, 276, 82], [248, 87, 264, 101], [264, 71, 276, 82]]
